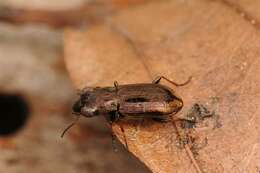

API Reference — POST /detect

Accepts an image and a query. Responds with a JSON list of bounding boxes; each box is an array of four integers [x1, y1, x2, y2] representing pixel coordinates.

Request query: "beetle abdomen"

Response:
[[119, 99, 182, 115], [117, 84, 183, 117]]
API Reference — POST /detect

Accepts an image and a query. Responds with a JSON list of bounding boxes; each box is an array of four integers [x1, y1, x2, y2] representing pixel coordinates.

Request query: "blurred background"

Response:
[[0, 0, 151, 172]]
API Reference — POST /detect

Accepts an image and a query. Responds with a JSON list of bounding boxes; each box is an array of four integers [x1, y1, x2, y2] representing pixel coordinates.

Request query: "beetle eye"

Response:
[[72, 100, 82, 113]]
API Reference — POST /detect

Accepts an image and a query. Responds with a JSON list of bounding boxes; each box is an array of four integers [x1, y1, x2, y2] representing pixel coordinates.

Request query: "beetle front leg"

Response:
[[109, 111, 129, 150], [108, 113, 120, 152], [118, 122, 129, 150], [152, 76, 192, 87], [115, 106, 129, 150]]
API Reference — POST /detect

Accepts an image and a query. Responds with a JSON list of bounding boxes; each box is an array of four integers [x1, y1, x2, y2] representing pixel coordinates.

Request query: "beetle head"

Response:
[[73, 89, 99, 117], [61, 89, 97, 138]]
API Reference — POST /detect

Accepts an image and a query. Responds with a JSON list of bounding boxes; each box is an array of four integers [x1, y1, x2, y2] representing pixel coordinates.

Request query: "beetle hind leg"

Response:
[[152, 76, 192, 87]]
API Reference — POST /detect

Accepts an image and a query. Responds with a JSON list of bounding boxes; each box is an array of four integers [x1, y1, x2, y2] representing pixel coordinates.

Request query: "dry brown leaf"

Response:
[[64, 0, 260, 172]]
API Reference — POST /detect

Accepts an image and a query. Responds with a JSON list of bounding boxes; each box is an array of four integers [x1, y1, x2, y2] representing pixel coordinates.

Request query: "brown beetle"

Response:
[[61, 76, 191, 138], [61, 76, 191, 142], [71, 76, 190, 123]]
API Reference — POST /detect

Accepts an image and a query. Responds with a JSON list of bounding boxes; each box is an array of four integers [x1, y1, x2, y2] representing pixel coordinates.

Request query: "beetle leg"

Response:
[[107, 110, 120, 152], [106, 116, 118, 152], [114, 81, 119, 92], [108, 105, 129, 150], [114, 111, 121, 121], [110, 111, 129, 150], [118, 122, 129, 150], [105, 118, 118, 152], [115, 105, 129, 149], [152, 76, 192, 87]]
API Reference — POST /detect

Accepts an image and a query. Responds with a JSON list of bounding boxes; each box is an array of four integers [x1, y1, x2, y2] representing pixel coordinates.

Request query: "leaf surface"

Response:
[[64, 1, 260, 172]]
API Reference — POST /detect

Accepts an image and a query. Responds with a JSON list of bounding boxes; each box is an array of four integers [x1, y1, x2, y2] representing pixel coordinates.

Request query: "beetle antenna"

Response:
[[61, 115, 80, 138]]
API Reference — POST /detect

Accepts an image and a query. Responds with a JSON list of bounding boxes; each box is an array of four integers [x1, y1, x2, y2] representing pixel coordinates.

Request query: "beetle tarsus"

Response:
[[152, 76, 192, 87]]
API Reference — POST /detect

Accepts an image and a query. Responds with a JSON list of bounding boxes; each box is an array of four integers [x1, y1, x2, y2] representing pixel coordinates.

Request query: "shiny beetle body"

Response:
[[73, 76, 190, 123]]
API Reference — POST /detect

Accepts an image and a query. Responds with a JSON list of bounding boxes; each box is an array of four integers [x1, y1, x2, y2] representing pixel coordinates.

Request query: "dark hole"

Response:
[[0, 93, 30, 136], [125, 97, 149, 103]]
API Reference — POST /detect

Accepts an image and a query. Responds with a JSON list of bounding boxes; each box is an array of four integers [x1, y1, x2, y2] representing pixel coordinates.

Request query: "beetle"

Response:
[[72, 76, 191, 123], [61, 76, 191, 140]]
